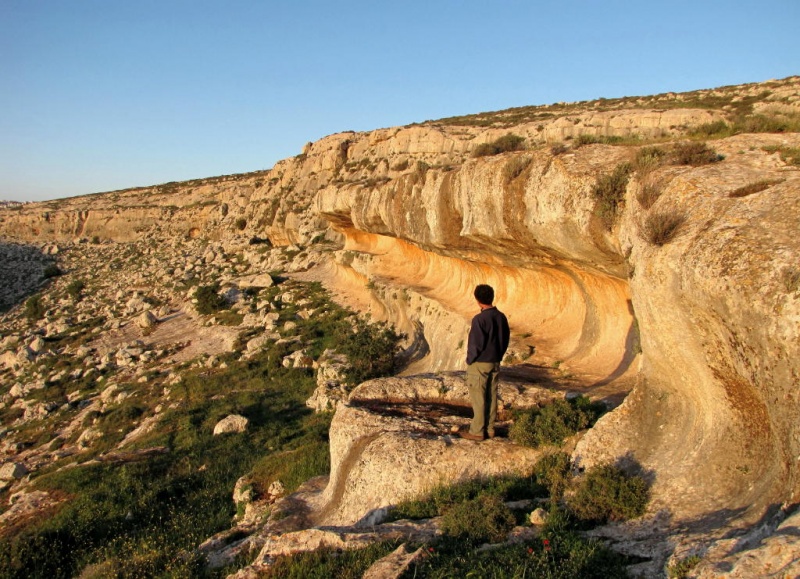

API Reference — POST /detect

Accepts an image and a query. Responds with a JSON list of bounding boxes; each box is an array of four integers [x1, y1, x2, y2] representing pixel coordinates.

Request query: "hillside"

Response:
[[1, 76, 800, 577]]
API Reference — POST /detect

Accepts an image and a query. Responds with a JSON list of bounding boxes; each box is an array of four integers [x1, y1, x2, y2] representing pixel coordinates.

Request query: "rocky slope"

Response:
[[2, 76, 800, 575]]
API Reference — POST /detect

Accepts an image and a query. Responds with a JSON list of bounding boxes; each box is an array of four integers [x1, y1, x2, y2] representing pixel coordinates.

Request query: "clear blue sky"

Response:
[[1, 0, 797, 202]]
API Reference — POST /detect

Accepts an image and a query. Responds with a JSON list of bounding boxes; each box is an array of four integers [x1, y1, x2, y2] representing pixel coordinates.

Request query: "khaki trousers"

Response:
[[466, 361, 500, 437]]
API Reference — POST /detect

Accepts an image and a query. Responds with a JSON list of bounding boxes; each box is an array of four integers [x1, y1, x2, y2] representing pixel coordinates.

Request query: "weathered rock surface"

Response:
[[2, 76, 800, 574]]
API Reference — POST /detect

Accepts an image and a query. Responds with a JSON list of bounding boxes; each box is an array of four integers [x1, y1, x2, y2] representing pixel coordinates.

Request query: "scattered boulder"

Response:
[[0, 461, 28, 481], [213, 414, 249, 435], [136, 310, 158, 329]]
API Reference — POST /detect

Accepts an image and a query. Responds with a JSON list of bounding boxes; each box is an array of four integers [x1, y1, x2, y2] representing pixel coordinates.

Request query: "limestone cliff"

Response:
[[2, 76, 800, 533]]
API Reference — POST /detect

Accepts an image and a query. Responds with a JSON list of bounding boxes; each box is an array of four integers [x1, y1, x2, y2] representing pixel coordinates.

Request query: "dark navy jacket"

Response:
[[466, 306, 510, 365]]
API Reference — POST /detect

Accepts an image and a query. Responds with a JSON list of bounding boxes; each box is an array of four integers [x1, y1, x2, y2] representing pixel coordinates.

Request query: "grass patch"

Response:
[[0, 279, 404, 579], [691, 113, 800, 138], [642, 210, 686, 246], [387, 474, 542, 522], [25, 295, 46, 320], [0, 352, 331, 578], [263, 541, 401, 579], [509, 396, 607, 448]]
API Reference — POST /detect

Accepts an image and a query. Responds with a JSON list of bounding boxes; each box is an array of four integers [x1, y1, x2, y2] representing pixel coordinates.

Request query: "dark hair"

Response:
[[474, 284, 494, 305]]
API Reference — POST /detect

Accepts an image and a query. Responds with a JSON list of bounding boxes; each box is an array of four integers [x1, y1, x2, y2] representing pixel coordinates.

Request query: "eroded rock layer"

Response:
[[2, 77, 800, 530]]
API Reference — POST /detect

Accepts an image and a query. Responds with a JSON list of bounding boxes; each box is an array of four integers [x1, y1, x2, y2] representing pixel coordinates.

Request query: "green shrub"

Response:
[[592, 163, 632, 229], [335, 319, 402, 386], [510, 396, 607, 449], [642, 210, 686, 246], [473, 133, 526, 157], [534, 452, 572, 500], [671, 142, 723, 166], [440, 493, 516, 544], [567, 463, 649, 523], [194, 283, 228, 315], [235, 217, 247, 230], [25, 295, 46, 320]]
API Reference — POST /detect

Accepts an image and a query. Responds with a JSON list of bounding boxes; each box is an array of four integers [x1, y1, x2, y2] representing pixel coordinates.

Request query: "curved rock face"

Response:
[[2, 76, 799, 529]]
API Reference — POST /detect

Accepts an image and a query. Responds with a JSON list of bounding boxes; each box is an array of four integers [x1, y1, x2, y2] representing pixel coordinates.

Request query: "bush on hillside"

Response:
[[671, 142, 723, 166], [335, 319, 403, 386], [473, 133, 526, 157], [592, 163, 632, 229], [25, 295, 45, 320], [194, 283, 228, 315]]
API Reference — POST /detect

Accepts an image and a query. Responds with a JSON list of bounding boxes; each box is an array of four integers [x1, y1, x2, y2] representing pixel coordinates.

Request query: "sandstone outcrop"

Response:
[[2, 76, 800, 574]]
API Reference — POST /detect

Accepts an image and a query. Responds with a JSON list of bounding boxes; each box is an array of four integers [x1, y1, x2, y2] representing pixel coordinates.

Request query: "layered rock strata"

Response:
[[2, 76, 800, 534]]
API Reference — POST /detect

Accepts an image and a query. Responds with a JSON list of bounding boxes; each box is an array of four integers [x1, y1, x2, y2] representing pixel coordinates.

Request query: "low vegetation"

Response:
[[502, 155, 532, 183], [509, 396, 607, 448], [667, 554, 703, 578], [24, 295, 45, 320], [0, 275, 404, 578], [567, 463, 650, 523], [642, 210, 686, 246], [636, 178, 666, 209], [671, 142, 723, 166], [592, 163, 632, 229], [194, 283, 229, 315], [690, 112, 800, 138], [367, 442, 648, 578], [472, 133, 526, 157], [762, 145, 800, 167]]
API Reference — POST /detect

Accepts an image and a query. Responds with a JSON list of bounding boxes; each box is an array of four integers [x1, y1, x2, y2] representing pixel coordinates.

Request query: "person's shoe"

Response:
[[458, 430, 485, 441]]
